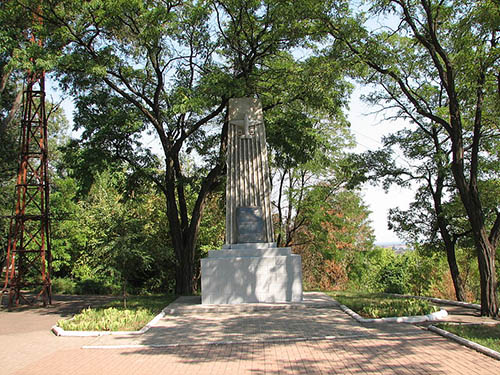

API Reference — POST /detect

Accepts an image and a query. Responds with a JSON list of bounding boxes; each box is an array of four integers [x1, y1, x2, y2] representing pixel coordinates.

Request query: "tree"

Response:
[[0, 1, 29, 139], [51, 168, 177, 293], [293, 186, 375, 290], [350, 120, 472, 301], [29, 0, 351, 294], [0, 2, 30, 261], [317, 0, 500, 316], [259, 52, 354, 246]]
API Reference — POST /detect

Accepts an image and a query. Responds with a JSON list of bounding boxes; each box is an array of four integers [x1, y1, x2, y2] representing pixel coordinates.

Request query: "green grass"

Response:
[[57, 294, 177, 331], [436, 323, 500, 353], [327, 291, 439, 319]]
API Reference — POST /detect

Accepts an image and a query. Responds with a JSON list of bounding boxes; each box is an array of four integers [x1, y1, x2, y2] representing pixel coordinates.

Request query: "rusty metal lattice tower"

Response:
[[1, 13, 52, 307]]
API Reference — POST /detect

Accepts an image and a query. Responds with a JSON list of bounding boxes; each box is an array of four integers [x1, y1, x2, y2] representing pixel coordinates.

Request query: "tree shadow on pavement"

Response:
[[0, 294, 116, 318], [114, 332, 498, 375]]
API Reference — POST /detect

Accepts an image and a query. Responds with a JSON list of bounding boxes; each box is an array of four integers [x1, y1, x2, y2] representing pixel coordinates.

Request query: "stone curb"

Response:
[[339, 304, 448, 323], [165, 302, 338, 314], [428, 325, 500, 361], [51, 306, 167, 337], [391, 294, 482, 310]]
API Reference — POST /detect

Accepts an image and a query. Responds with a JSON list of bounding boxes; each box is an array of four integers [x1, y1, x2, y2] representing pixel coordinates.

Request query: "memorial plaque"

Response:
[[236, 207, 265, 243]]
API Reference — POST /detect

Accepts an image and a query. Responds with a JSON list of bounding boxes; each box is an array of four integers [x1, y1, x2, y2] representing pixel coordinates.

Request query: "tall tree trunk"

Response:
[[450, 131, 499, 316], [474, 235, 498, 317], [175, 246, 194, 295], [444, 241, 466, 302], [437, 210, 466, 302], [166, 109, 229, 295], [0, 88, 22, 136], [432, 185, 466, 302]]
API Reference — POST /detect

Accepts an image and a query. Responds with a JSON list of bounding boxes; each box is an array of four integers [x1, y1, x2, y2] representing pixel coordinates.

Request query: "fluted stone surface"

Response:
[[201, 98, 303, 304], [226, 98, 274, 244]]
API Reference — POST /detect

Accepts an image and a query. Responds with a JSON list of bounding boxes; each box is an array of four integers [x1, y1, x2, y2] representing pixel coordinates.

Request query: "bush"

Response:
[[75, 278, 113, 295], [51, 278, 77, 294], [346, 247, 397, 291], [296, 246, 348, 290], [377, 262, 409, 294]]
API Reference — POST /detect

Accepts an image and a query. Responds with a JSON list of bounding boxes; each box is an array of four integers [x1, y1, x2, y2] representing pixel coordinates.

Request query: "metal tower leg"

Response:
[[1, 72, 52, 307]]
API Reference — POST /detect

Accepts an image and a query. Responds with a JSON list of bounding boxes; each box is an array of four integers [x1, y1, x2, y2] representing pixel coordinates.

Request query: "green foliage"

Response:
[[376, 261, 409, 294], [31, 0, 354, 294], [316, 0, 500, 314], [0, 2, 24, 255], [58, 307, 152, 331], [57, 294, 176, 331], [345, 247, 447, 297], [359, 299, 438, 319], [49, 168, 177, 294], [74, 279, 113, 295], [329, 291, 439, 319], [298, 189, 374, 261], [404, 249, 445, 296], [196, 191, 225, 255], [294, 188, 375, 290], [51, 278, 77, 295], [436, 324, 500, 353]]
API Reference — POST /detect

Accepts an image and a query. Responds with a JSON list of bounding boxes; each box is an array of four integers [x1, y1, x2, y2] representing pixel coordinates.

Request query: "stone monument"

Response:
[[201, 98, 303, 304]]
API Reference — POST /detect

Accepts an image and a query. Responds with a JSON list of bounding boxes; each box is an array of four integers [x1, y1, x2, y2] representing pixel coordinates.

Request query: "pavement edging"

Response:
[[339, 304, 448, 323], [391, 294, 482, 310], [51, 306, 168, 337], [428, 325, 500, 361]]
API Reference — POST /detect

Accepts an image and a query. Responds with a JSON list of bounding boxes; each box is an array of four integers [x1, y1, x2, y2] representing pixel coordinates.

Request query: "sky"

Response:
[[48, 79, 413, 245], [347, 86, 414, 244]]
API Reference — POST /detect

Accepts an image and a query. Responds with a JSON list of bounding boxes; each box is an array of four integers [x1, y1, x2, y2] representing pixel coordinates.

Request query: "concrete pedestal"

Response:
[[201, 243, 303, 304]]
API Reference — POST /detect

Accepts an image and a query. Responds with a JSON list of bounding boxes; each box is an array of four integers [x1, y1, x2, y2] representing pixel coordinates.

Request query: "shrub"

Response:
[[51, 278, 77, 294], [295, 246, 348, 290], [75, 278, 112, 295], [376, 261, 410, 294]]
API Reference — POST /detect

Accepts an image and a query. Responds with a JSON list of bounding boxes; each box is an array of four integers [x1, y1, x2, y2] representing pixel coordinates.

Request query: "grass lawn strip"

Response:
[[328, 291, 440, 319], [434, 323, 500, 355], [54, 295, 176, 335]]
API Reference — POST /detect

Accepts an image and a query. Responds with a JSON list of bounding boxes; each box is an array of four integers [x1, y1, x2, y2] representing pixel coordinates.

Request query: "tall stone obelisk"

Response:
[[201, 98, 303, 304], [225, 98, 274, 245]]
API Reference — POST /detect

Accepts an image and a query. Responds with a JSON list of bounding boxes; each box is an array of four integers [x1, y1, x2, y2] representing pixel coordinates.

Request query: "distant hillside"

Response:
[[375, 242, 410, 254]]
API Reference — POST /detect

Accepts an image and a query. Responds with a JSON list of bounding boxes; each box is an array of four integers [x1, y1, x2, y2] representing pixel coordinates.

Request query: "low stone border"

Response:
[[339, 304, 448, 323], [51, 306, 167, 337], [164, 293, 339, 314], [428, 325, 500, 361], [390, 294, 481, 310]]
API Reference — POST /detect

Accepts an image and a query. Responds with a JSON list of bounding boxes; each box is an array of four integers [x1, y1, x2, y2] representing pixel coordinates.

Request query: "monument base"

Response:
[[201, 242, 303, 304]]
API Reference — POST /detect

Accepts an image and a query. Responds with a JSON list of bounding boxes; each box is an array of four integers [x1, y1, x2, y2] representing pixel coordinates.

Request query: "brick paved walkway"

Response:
[[2, 293, 499, 374]]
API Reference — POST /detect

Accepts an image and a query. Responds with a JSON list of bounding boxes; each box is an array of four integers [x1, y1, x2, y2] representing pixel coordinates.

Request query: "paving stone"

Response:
[[1, 292, 499, 375]]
